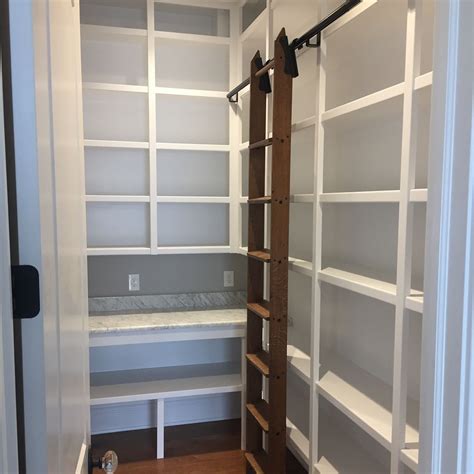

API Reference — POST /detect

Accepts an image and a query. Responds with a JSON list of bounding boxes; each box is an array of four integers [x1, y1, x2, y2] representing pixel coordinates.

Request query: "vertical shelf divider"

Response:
[[147, 0, 158, 253]]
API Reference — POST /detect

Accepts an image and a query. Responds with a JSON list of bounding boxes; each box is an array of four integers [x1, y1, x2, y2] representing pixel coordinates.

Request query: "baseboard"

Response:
[[91, 392, 241, 435]]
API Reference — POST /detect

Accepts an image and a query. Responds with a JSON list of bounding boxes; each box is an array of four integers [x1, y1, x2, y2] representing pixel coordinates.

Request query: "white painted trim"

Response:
[[87, 247, 151, 256], [86, 195, 150, 203], [156, 196, 230, 204], [80, 24, 147, 38], [84, 139, 149, 149], [83, 82, 148, 93], [156, 142, 231, 152], [89, 326, 245, 347], [155, 87, 227, 98], [419, 0, 474, 472], [154, 0, 234, 11], [156, 245, 231, 254], [156, 399, 164, 459], [414, 71, 433, 91], [74, 442, 87, 474], [155, 30, 231, 45], [320, 190, 400, 203]]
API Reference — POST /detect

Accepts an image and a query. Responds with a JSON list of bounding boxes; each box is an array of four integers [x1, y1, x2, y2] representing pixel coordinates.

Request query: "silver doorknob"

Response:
[[101, 451, 118, 473]]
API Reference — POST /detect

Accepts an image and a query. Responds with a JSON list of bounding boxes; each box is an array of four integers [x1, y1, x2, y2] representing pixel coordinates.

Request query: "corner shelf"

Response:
[[318, 353, 419, 452]]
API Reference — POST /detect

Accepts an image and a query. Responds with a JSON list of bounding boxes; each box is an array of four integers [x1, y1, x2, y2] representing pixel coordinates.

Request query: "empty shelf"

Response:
[[287, 345, 310, 385], [245, 451, 268, 473], [320, 190, 400, 203], [246, 351, 270, 377], [406, 294, 424, 313], [90, 362, 241, 405], [248, 249, 271, 263], [401, 448, 419, 472], [248, 196, 271, 204], [247, 399, 269, 432], [289, 258, 313, 277], [247, 302, 270, 320], [314, 409, 388, 473], [249, 138, 273, 150], [318, 267, 397, 305], [286, 418, 309, 466], [317, 353, 419, 451]]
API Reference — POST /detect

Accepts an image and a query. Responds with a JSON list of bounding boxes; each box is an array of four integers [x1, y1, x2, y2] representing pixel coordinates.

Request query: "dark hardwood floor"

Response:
[[92, 419, 306, 473]]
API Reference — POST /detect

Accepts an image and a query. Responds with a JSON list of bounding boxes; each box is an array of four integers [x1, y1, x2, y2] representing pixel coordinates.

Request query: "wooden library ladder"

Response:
[[245, 28, 296, 474]]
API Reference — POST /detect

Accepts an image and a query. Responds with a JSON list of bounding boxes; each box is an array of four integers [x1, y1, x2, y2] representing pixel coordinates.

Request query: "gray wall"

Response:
[[88, 253, 247, 297]]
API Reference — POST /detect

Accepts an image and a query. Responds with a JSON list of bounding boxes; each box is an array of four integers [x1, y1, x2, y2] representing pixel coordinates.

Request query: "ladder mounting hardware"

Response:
[[255, 55, 272, 94], [282, 36, 299, 78]]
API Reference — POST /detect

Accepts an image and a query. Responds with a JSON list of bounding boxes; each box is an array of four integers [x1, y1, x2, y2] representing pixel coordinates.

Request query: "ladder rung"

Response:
[[246, 351, 270, 376], [249, 138, 272, 150], [245, 451, 268, 474], [248, 249, 271, 263], [248, 196, 271, 204], [247, 302, 270, 320], [247, 400, 269, 432]]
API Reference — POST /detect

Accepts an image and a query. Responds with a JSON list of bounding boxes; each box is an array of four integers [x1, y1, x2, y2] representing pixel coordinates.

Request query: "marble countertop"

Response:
[[89, 308, 247, 334]]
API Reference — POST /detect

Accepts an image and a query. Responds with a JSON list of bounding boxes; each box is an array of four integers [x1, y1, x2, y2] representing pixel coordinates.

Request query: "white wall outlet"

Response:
[[223, 270, 234, 288], [128, 274, 140, 292]]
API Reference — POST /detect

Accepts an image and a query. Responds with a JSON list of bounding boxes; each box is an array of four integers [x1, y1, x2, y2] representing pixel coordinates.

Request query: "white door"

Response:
[[8, 0, 90, 473], [0, 42, 19, 474]]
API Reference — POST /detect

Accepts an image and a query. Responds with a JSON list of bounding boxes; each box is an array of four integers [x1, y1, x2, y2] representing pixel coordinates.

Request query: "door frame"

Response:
[[420, 0, 474, 472]]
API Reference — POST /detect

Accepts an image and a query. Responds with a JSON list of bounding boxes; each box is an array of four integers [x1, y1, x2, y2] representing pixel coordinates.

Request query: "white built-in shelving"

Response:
[[310, 0, 434, 471], [81, 0, 236, 256]]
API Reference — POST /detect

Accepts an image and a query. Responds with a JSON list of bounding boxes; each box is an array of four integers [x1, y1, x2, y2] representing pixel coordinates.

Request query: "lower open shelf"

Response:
[[90, 362, 241, 405], [315, 405, 389, 473], [318, 352, 419, 452]]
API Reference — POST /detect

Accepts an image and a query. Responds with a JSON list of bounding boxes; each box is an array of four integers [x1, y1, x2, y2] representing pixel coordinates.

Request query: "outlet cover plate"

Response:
[[129, 274, 140, 292], [223, 271, 234, 288]]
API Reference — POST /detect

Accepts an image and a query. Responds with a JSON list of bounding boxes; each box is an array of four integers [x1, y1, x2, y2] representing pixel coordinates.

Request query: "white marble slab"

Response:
[[89, 292, 246, 315], [89, 308, 246, 334]]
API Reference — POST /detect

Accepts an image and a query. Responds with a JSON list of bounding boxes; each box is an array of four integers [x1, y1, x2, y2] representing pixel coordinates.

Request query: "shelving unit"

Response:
[[311, 0, 434, 472], [81, 0, 237, 256]]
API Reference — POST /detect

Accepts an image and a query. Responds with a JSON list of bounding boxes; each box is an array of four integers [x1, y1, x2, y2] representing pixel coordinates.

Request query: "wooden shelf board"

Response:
[[247, 399, 269, 432], [84, 139, 149, 149], [86, 195, 150, 203], [247, 302, 270, 320], [81, 24, 147, 38], [245, 451, 267, 474], [287, 345, 310, 385], [322, 82, 404, 127], [318, 267, 397, 305], [317, 352, 419, 451], [286, 418, 309, 467], [247, 249, 271, 263], [406, 294, 424, 314], [410, 188, 428, 202], [156, 142, 230, 152], [288, 258, 313, 277], [83, 82, 148, 93], [155, 86, 227, 99], [401, 448, 419, 471], [314, 408, 388, 474], [246, 351, 270, 377], [87, 247, 151, 256], [414, 71, 433, 91], [320, 190, 400, 204], [240, 7, 267, 43], [155, 246, 231, 255], [156, 196, 230, 204], [90, 362, 241, 406], [155, 30, 230, 45]]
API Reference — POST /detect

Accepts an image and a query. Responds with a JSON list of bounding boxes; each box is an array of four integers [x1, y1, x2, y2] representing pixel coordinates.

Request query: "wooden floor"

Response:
[[92, 419, 306, 473]]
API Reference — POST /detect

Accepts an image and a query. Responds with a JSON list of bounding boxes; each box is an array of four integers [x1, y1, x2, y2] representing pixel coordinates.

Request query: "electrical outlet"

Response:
[[128, 274, 140, 292], [223, 270, 234, 288]]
